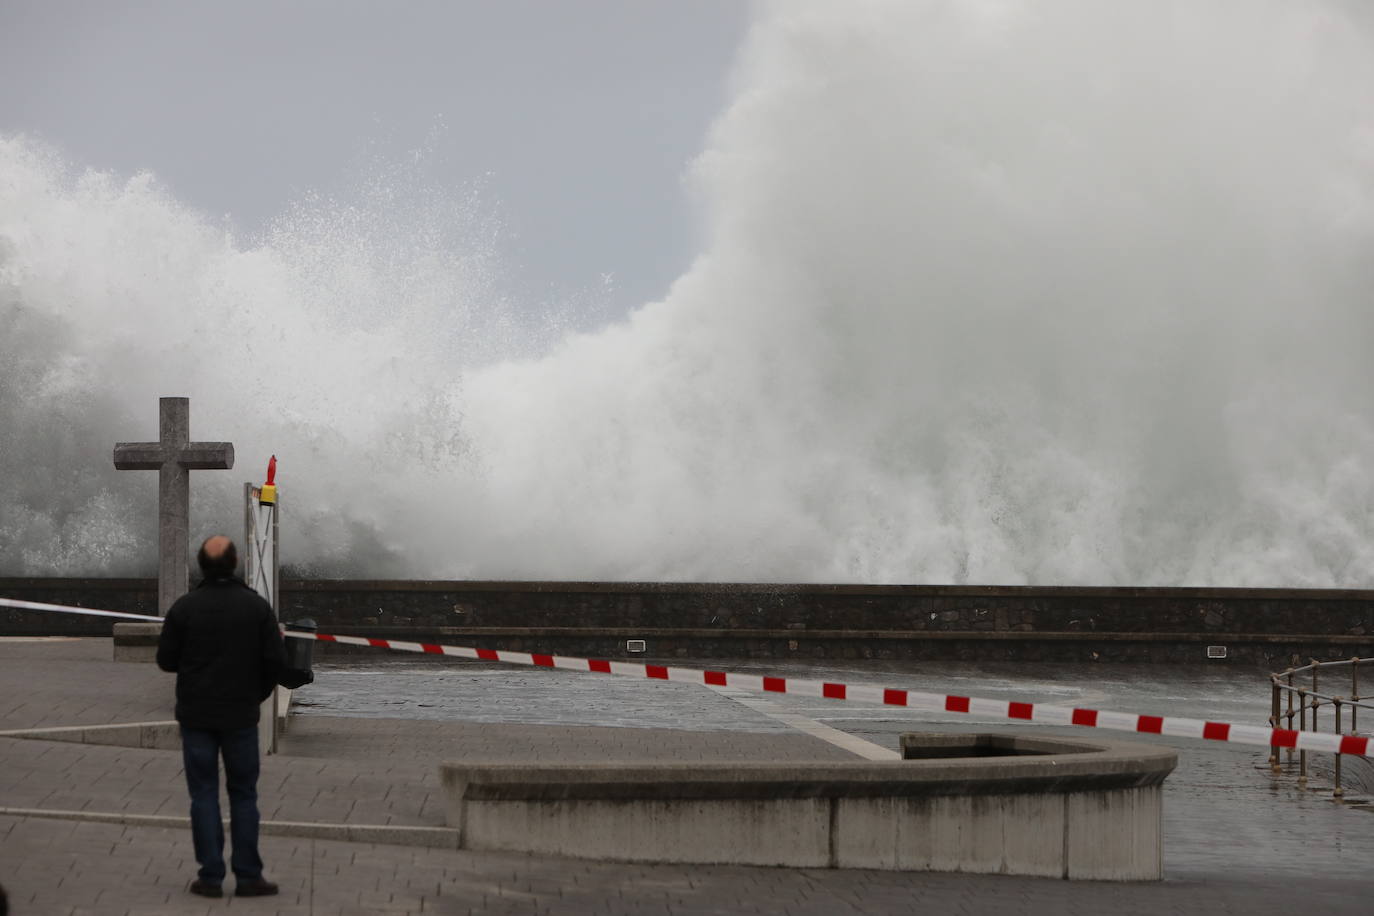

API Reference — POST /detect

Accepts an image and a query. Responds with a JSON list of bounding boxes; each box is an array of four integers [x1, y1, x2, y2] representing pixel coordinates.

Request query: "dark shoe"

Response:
[[189, 879, 223, 898], [235, 877, 279, 897]]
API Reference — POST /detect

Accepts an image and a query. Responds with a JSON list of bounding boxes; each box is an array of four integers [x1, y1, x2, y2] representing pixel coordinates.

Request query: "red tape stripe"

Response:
[[1137, 715, 1164, 734], [1202, 722, 1230, 741], [1072, 708, 1097, 726], [1008, 702, 1034, 720], [1340, 735, 1370, 756]]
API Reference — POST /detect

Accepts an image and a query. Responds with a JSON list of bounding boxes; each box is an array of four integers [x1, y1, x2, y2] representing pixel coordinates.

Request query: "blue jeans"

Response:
[[179, 725, 263, 883]]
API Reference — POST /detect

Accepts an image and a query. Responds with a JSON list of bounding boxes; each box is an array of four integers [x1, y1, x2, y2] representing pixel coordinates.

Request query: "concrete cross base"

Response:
[[440, 733, 1176, 881], [112, 622, 162, 663]]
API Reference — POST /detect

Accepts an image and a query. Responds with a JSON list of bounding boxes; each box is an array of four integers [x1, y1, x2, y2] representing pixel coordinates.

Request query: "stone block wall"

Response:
[[3, 578, 1371, 664]]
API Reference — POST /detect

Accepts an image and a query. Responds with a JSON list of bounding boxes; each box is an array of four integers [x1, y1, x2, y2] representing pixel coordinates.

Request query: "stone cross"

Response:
[[113, 397, 234, 614]]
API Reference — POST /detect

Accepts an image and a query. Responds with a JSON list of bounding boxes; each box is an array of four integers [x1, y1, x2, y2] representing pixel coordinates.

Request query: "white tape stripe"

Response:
[[1029, 705, 1075, 726], [1094, 711, 1140, 732], [966, 697, 1009, 718], [1295, 731, 1339, 752], [782, 678, 828, 699], [1228, 724, 1275, 745], [1159, 717, 1209, 740], [727, 674, 766, 693], [845, 685, 888, 706], [900, 691, 943, 713], [0, 597, 161, 621]]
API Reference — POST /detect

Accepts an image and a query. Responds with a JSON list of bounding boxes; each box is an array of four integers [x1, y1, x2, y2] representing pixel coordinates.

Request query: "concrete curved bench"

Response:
[[441, 732, 1177, 880]]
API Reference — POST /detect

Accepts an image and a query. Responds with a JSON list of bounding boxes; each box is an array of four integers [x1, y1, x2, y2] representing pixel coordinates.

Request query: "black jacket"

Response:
[[156, 576, 287, 730]]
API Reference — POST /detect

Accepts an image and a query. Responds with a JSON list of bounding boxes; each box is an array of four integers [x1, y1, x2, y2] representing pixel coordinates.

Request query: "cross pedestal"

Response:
[[114, 397, 234, 614]]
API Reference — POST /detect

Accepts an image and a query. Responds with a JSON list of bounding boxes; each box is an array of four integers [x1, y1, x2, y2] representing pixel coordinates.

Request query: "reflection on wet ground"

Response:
[[295, 658, 1374, 881]]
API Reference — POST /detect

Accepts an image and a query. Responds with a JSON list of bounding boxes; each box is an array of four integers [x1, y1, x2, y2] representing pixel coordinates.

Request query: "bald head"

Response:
[[197, 535, 238, 580]]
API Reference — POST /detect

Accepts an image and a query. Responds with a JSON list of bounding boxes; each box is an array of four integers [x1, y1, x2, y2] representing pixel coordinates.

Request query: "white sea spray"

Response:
[[3, 0, 1373, 585]]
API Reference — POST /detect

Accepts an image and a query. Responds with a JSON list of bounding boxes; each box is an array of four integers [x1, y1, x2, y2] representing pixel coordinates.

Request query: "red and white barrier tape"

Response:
[[3, 596, 1368, 757]]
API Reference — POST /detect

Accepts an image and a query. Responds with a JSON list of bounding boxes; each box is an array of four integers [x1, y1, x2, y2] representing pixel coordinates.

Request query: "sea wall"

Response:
[[2, 578, 1370, 664]]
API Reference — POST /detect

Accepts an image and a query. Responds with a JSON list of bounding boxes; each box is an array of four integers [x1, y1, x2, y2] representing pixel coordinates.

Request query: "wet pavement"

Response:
[[4, 639, 1372, 914], [297, 657, 1374, 882]]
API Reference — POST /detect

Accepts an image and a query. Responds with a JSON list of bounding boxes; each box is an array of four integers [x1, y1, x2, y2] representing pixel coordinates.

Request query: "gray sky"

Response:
[[0, 0, 749, 317]]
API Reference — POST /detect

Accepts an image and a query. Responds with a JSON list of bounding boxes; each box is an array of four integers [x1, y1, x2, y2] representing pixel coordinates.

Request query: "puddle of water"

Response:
[[294, 658, 1374, 879]]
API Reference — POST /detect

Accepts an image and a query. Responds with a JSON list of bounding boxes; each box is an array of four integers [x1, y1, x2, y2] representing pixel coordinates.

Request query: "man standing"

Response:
[[157, 535, 286, 899]]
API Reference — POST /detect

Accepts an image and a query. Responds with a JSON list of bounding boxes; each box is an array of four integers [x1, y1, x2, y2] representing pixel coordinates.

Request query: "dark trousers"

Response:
[[179, 724, 264, 883]]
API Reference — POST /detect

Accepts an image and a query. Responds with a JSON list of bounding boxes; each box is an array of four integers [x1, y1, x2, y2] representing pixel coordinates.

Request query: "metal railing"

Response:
[[1269, 655, 1373, 797]]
